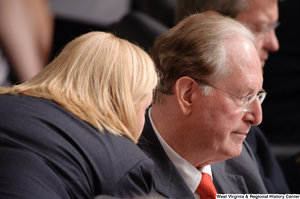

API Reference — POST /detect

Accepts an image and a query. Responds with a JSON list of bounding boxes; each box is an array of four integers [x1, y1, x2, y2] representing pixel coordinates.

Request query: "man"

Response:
[[175, 0, 279, 69], [139, 13, 266, 198], [175, 0, 290, 193]]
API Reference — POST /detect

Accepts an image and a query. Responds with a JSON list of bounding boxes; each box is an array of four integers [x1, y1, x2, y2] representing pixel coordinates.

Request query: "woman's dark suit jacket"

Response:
[[0, 94, 154, 199]]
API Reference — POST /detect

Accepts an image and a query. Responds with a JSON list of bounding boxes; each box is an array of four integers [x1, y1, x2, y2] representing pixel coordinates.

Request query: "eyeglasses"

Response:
[[194, 79, 266, 112], [251, 22, 280, 39]]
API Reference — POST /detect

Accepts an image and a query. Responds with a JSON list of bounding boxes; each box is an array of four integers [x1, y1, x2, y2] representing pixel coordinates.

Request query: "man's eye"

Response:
[[245, 94, 255, 102], [253, 26, 265, 35], [234, 97, 244, 105]]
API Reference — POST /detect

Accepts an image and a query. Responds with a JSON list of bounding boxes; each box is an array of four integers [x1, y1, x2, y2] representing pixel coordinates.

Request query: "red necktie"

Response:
[[196, 173, 217, 199]]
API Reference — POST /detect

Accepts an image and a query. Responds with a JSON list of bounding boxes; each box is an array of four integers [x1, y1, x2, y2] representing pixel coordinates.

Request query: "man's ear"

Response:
[[174, 76, 198, 115]]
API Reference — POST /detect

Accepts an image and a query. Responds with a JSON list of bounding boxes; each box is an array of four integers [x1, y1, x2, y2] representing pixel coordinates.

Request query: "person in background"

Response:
[[139, 12, 266, 198], [0, 31, 158, 199], [175, 0, 290, 193], [50, 0, 131, 60], [176, 0, 279, 69], [0, 0, 54, 84]]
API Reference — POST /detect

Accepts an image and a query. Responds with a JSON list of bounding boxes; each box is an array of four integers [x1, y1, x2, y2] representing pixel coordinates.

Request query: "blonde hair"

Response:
[[0, 31, 158, 143]]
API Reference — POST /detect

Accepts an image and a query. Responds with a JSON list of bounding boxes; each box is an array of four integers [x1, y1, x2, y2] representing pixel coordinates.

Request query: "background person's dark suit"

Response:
[[0, 94, 154, 199], [139, 109, 268, 197], [246, 126, 290, 193]]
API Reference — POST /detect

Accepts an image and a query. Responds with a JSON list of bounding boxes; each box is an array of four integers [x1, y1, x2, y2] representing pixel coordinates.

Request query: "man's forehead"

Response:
[[239, 0, 279, 22], [224, 37, 261, 77], [247, 0, 278, 8]]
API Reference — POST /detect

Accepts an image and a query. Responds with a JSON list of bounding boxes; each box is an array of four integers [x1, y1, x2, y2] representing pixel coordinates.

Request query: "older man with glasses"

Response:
[[139, 12, 266, 198], [174, 0, 291, 194]]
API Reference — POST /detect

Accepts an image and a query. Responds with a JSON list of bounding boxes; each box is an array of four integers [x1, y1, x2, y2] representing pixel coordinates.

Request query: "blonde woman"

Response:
[[0, 32, 158, 199]]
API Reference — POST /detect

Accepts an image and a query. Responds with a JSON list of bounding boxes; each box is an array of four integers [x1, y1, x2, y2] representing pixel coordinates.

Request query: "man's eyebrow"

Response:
[[248, 21, 273, 31], [259, 88, 265, 93], [243, 87, 255, 93], [242, 87, 264, 94], [255, 21, 269, 27]]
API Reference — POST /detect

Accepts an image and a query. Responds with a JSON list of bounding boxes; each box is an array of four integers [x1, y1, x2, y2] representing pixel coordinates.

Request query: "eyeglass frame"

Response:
[[250, 21, 280, 39], [193, 78, 267, 112]]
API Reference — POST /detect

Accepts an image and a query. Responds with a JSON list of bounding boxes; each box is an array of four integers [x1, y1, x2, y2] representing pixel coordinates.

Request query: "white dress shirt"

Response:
[[148, 108, 213, 199]]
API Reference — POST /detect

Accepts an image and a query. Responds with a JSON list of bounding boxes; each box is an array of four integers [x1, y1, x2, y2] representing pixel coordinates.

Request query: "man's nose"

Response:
[[263, 29, 280, 52], [242, 98, 263, 126]]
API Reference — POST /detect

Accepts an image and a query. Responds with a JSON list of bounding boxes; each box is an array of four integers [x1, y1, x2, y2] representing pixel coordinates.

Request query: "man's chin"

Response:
[[223, 145, 243, 160]]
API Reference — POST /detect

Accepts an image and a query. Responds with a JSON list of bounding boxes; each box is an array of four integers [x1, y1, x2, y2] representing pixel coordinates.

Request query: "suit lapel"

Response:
[[212, 161, 249, 193], [138, 109, 195, 199]]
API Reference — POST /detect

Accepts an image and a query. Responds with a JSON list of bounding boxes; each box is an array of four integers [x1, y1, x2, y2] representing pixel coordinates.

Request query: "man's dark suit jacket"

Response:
[[110, 9, 294, 194], [139, 109, 268, 198], [0, 94, 154, 199]]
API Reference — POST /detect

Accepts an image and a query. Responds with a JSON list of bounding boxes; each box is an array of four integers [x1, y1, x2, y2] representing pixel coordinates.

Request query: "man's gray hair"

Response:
[[150, 12, 255, 102]]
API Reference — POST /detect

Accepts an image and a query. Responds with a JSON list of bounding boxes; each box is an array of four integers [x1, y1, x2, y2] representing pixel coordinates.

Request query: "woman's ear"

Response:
[[174, 77, 198, 115]]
